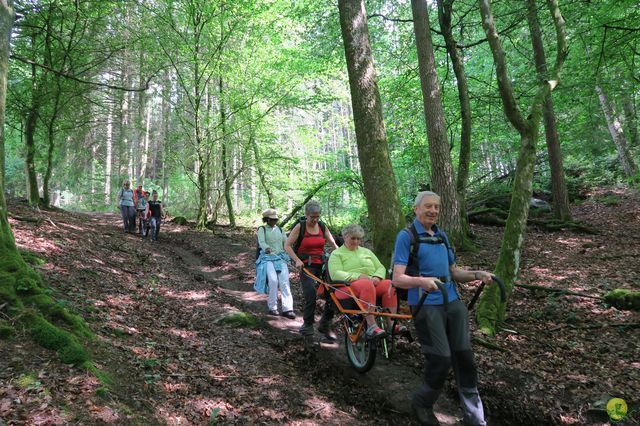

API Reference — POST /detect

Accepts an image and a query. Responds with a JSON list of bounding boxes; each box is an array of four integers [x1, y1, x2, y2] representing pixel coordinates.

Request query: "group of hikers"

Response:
[[116, 180, 165, 241], [254, 192, 494, 426]]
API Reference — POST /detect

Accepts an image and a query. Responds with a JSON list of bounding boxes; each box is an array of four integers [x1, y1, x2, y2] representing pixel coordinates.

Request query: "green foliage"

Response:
[[604, 289, 640, 311], [209, 407, 221, 425], [219, 312, 259, 328]]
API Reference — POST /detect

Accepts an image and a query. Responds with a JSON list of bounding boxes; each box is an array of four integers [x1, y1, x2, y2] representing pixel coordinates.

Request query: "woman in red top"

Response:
[[285, 200, 338, 339]]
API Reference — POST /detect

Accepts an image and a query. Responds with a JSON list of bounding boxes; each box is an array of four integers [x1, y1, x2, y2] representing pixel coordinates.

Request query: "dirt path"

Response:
[[164, 224, 478, 424], [3, 189, 638, 424]]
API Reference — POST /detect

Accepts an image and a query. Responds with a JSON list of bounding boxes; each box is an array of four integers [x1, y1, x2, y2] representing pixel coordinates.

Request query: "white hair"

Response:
[[414, 191, 440, 207], [342, 224, 364, 239]]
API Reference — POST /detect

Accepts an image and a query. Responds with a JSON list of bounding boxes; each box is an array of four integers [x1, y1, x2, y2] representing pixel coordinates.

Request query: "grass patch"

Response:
[[219, 312, 259, 328]]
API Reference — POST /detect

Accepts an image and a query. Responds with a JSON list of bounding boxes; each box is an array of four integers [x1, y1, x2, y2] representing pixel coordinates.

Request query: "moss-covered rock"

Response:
[[25, 311, 89, 364], [171, 216, 188, 226], [604, 289, 640, 311]]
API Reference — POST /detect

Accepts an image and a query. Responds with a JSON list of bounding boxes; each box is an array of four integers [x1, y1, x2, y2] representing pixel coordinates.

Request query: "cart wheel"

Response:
[[344, 316, 376, 373]]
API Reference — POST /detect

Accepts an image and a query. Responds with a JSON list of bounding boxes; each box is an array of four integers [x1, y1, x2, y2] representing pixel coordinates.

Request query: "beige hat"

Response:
[[262, 208, 279, 219]]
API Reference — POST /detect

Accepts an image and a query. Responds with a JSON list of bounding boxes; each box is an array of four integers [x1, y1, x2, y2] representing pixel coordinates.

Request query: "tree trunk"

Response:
[[411, 0, 465, 247], [42, 81, 62, 208], [252, 141, 274, 207], [476, 0, 568, 335], [104, 104, 113, 205], [623, 96, 638, 149], [0, 1, 13, 240], [219, 76, 235, 227], [527, 0, 571, 220], [140, 98, 151, 182], [437, 0, 473, 242], [25, 62, 40, 206], [337, 0, 405, 266], [596, 85, 638, 177]]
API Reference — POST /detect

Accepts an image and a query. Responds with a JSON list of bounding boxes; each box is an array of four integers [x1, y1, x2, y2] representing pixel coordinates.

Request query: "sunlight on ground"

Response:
[[155, 406, 189, 425], [161, 381, 188, 393], [105, 294, 136, 307], [59, 222, 86, 232], [164, 290, 210, 300], [302, 396, 349, 420], [555, 236, 590, 248], [168, 328, 198, 340], [13, 231, 61, 256], [189, 398, 233, 421], [131, 346, 158, 359]]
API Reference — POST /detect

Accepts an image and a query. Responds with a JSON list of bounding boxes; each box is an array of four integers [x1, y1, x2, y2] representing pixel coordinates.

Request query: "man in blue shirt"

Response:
[[392, 191, 493, 426]]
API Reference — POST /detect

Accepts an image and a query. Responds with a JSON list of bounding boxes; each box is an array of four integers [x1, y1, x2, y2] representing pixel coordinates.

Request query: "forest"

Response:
[[0, 0, 639, 424]]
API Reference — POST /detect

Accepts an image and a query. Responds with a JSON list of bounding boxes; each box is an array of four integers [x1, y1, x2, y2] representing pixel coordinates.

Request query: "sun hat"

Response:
[[262, 208, 279, 219]]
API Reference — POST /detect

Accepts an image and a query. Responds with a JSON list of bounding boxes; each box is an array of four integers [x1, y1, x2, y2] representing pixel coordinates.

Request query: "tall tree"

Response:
[[437, 0, 473, 240], [476, 0, 568, 335], [411, 0, 464, 246], [596, 85, 638, 177], [527, 0, 571, 221], [0, 1, 13, 236], [337, 0, 404, 265]]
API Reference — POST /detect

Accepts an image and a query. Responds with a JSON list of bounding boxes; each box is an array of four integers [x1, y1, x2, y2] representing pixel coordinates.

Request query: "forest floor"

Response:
[[0, 187, 639, 425]]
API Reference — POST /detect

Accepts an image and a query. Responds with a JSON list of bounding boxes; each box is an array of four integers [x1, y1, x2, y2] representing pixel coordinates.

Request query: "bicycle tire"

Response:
[[344, 317, 377, 373]]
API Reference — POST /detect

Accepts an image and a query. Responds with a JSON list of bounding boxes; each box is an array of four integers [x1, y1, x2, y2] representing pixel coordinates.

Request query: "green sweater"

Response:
[[257, 225, 285, 255], [328, 245, 386, 282]]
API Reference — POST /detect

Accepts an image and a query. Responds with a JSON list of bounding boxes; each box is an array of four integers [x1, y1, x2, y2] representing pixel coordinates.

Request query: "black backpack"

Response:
[[255, 225, 284, 259], [389, 223, 454, 278], [291, 217, 327, 257]]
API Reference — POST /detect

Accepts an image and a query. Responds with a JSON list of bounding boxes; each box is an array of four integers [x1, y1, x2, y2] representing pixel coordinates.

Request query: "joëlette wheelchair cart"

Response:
[[302, 267, 506, 373]]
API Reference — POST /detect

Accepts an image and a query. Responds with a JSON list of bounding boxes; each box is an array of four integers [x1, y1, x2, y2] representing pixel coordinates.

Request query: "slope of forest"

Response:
[[0, 188, 638, 425]]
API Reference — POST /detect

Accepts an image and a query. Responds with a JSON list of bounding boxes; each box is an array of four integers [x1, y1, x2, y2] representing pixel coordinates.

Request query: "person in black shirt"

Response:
[[147, 190, 164, 241]]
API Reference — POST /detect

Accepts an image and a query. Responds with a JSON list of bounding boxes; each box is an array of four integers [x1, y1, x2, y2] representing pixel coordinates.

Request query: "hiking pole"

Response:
[[467, 274, 506, 311], [412, 279, 449, 318]]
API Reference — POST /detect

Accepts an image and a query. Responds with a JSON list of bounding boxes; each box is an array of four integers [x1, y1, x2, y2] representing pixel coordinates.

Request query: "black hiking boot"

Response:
[[317, 321, 337, 341], [411, 396, 440, 426]]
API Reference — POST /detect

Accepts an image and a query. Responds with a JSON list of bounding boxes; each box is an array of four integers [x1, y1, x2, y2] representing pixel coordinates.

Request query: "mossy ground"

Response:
[[0, 247, 92, 364]]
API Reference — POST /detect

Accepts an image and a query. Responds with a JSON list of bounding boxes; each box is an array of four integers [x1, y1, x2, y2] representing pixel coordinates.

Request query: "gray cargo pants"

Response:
[[412, 299, 486, 426]]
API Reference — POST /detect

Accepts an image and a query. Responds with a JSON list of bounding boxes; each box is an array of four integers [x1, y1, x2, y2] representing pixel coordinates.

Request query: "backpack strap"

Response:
[[404, 223, 454, 277], [255, 225, 266, 259], [293, 220, 307, 254], [405, 224, 420, 277]]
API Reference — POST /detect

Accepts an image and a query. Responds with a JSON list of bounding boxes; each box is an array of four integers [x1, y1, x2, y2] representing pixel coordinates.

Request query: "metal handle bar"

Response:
[[412, 279, 449, 318], [467, 274, 507, 311]]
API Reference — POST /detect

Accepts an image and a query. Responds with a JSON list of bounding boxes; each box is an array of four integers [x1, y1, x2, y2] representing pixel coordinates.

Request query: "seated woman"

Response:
[[328, 224, 398, 339]]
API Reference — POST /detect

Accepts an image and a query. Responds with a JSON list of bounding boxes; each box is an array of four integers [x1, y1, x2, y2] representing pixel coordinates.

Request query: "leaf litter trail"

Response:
[[2, 188, 639, 424], [3, 202, 440, 424]]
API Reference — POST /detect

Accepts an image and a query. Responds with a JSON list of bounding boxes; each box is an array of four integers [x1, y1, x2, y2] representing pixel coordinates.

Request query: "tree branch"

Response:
[[10, 54, 153, 92]]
